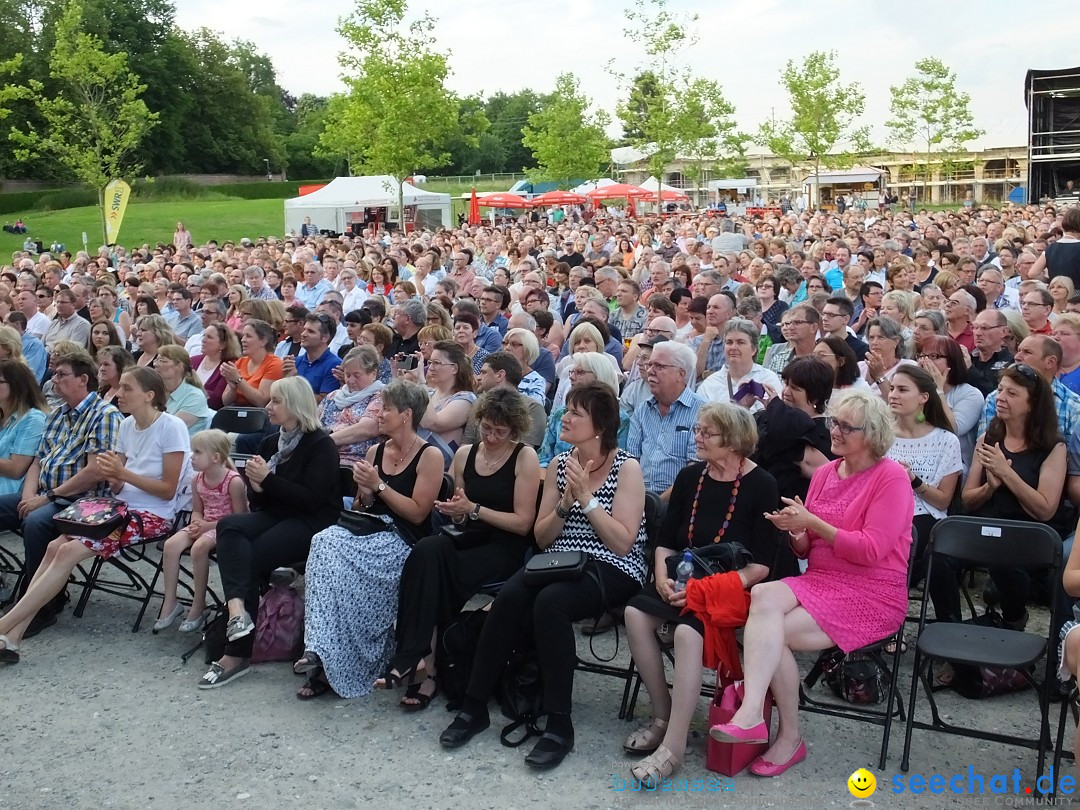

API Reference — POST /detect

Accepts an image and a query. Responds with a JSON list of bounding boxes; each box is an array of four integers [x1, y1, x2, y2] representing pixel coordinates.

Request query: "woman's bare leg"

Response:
[[188, 535, 215, 618], [728, 581, 800, 728], [662, 624, 704, 760], [0, 540, 95, 644], [625, 606, 670, 720]]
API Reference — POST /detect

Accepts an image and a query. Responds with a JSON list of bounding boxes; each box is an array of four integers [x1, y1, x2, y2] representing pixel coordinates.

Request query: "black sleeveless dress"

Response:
[[454, 441, 530, 555], [372, 440, 435, 545]]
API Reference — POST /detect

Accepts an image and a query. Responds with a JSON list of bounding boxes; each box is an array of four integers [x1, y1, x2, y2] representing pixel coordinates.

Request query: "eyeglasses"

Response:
[[568, 367, 595, 379], [691, 425, 720, 440], [917, 353, 945, 361], [1012, 363, 1039, 381], [51, 370, 74, 380], [972, 324, 1003, 331], [642, 361, 681, 372], [427, 359, 456, 368], [478, 422, 511, 440], [1021, 300, 1050, 309], [643, 328, 674, 337], [480, 297, 501, 305], [820, 310, 846, 319], [825, 416, 864, 435], [783, 320, 813, 327]]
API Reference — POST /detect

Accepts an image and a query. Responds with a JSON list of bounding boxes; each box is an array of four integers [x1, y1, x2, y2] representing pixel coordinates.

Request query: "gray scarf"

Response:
[[328, 379, 384, 410], [268, 426, 304, 473]]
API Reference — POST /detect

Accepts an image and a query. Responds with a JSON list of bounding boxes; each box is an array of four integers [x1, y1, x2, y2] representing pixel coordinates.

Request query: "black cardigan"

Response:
[[250, 428, 341, 527]]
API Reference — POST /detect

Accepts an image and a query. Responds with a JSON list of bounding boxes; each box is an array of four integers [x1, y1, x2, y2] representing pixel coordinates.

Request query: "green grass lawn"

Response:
[[0, 198, 285, 257]]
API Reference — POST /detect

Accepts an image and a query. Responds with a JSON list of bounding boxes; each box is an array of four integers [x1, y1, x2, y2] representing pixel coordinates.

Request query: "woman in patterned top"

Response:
[[439, 382, 647, 771]]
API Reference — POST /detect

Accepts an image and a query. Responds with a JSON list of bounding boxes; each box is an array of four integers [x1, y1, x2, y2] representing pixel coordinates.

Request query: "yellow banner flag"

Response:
[[104, 179, 131, 244]]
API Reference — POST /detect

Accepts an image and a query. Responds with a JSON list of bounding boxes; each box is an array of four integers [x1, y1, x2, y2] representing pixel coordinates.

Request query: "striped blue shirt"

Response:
[[38, 392, 123, 494], [627, 388, 703, 494]]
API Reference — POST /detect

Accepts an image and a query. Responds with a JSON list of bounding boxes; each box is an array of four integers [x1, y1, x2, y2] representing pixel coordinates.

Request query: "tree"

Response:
[[886, 57, 984, 206], [319, 0, 462, 216], [10, 0, 158, 243], [613, 0, 742, 207], [522, 73, 610, 187], [755, 51, 869, 207], [484, 90, 546, 173]]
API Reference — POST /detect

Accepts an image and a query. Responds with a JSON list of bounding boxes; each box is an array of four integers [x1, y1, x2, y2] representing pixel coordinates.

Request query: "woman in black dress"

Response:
[[623, 402, 780, 784], [1034, 206, 1080, 288], [379, 387, 541, 709]]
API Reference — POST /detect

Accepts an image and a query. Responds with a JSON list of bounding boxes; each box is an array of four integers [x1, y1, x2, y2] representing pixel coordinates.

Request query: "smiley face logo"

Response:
[[847, 768, 877, 798]]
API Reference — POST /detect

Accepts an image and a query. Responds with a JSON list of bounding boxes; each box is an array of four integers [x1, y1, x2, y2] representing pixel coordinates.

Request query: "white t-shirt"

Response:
[[886, 428, 963, 520], [114, 412, 191, 518], [27, 311, 51, 340]]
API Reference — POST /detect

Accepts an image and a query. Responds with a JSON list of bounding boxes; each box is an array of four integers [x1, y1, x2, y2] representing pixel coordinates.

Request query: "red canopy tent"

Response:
[[585, 183, 652, 201], [467, 188, 481, 225], [530, 190, 587, 206], [475, 192, 532, 208]]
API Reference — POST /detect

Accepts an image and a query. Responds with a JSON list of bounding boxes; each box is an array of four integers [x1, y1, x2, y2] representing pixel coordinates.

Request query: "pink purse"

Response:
[[706, 671, 774, 776]]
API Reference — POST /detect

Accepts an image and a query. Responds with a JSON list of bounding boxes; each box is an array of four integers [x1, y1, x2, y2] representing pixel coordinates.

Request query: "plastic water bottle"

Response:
[[673, 551, 693, 592]]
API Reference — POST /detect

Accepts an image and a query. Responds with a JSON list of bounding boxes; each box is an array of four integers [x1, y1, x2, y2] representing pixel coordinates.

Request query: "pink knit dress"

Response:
[[783, 458, 915, 652]]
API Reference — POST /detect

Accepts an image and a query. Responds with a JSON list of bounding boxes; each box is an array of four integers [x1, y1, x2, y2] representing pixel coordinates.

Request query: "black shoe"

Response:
[[439, 712, 489, 749], [524, 731, 575, 770], [22, 608, 56, 640]]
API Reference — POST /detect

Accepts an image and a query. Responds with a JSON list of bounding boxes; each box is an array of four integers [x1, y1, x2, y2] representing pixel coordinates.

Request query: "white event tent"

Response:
[[283, 176, 452, 235]]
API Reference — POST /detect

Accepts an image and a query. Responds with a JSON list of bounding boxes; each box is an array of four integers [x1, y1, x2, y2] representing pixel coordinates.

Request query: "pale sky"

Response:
[[174, 0, 1077, 152]]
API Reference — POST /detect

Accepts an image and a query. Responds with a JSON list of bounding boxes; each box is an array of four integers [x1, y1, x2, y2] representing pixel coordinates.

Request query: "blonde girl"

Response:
[[154, 429, 247, 633]]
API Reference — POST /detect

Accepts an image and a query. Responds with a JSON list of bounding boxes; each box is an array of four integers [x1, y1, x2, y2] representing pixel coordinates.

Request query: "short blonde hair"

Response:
[[1050, 275, 1076, 299], [270, 376, 321, 433], [0, 325, 24, 363], [191, 428, 235, 470], [829, 389, 895, 459], [504, 327, 539, 364], [568, 322, 604, 354], [698, 401, 758, 457], [1002, 309, 1030, 346], [1055, 312, 1080, 333]]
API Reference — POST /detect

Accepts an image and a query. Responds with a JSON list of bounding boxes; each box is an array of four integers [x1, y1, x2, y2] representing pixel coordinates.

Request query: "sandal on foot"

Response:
[[296, 672, 332, 701], [624, 717, 669, 753], [293, 650, 323, 676], [0, 634, 19, 665], [885, 636, 908, 655], [375, 661, 421, 690], [400, 678, 439, 712], [630, 745, 682, 785], [197, 661, 250, 690]]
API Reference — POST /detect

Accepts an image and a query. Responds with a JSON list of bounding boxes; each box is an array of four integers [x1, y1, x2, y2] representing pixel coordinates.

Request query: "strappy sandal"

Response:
[[0, 634, 20, 665], [293, 650, 323, 676], [630, 744, 682, 785], [375, 661, 420, 690], [400, 677, 439, 712], [623, 717, 668, 753], [296, 672, 333, 701]]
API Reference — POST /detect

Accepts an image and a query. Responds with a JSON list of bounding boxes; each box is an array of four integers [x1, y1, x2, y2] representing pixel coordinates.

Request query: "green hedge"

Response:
[[0, 177, 334, 214]]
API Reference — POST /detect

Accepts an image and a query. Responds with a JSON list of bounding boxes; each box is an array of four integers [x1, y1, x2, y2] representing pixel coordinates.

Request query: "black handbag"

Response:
[[523, 550, 588, 586], [665, 542, 753, 581], [53, 496, 135, 540], [336, 510, 388, 536], [819, 649, 889, 705]]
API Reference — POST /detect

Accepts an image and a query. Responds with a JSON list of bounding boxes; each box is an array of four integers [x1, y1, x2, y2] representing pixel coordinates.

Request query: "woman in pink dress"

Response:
[[709, 389, 914, 777]]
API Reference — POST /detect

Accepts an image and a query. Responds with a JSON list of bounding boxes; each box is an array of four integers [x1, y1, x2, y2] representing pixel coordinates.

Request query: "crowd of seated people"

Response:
[[2, 201, 1080, 779]]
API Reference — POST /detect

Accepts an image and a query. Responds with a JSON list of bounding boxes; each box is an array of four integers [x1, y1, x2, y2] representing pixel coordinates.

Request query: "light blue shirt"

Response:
[[0, 408, 46, 496], [296, 279, 334, 310], [626, 388, 703, 494], [22, 333, 47, 381]]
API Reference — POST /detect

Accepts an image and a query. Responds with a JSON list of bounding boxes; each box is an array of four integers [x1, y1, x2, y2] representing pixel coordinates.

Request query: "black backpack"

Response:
[[437, 608, 489, 711]]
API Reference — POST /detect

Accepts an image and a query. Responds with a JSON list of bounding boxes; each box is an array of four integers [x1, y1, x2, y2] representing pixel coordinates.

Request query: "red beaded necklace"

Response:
[[687, 459, 744, 548]]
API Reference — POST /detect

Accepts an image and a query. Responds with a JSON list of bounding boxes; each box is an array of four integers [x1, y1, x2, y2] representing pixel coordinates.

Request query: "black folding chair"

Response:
[[579, 490, 664, 721], [900, 516, 1063, 777], [798, 527, 918, 770], [211, 406, 268, 435]]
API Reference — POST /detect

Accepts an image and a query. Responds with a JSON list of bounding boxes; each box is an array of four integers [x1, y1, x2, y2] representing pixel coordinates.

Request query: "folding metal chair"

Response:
[[578, 490, 664, 720], [798, 527, 918, 770], [73, 483, 194, 633], [211, 406, 268, 435], [900, 516, 1063, 777]]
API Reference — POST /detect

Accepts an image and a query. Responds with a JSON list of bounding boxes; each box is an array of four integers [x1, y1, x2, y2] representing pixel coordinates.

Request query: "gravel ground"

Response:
[[0, 533, 1074, 810]]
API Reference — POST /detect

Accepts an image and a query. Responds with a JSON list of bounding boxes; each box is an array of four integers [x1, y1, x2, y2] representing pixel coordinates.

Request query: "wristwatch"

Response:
[[46, 489, 58, 502], [581, 497, 600, 515], [875, 377, 887, 386], [376, 481, 386, 495], [468, 502, 482, 521]]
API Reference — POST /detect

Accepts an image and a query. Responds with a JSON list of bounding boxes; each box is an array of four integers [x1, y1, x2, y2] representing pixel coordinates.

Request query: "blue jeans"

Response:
[[0, 493, 63, 593]]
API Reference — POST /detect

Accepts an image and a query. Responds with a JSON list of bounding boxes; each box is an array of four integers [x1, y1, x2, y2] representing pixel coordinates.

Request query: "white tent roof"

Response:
[[569, 178, 616, 195], [802, 167, 883, 186], [283, 176, 450, 210], [640, 176, 684, 194], [707, 178, 757, 191]]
